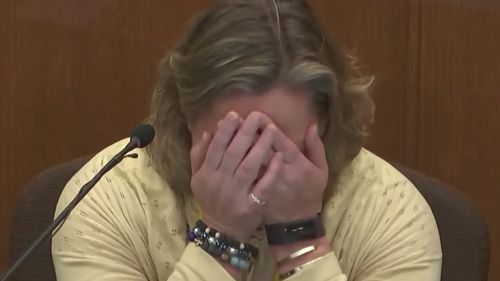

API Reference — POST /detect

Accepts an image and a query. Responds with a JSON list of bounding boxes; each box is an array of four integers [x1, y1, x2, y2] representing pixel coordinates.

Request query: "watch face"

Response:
[[265, 215, 325, 245], [284, 220, 317, 238]]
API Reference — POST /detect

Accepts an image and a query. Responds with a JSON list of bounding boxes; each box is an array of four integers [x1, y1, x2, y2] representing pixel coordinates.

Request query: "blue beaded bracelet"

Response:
[[188, 220, 257, 271]]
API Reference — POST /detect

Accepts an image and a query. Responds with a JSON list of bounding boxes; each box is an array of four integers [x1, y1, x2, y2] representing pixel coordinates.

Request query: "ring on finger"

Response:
[[250, 193, 266, 206]]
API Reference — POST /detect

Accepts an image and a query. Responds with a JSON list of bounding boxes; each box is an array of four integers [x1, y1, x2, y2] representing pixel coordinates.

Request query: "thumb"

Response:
[[304, 124, 328, 170]]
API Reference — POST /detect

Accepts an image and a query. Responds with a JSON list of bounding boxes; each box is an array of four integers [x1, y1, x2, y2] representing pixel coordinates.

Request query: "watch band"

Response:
[[264, 214, 325, 245]]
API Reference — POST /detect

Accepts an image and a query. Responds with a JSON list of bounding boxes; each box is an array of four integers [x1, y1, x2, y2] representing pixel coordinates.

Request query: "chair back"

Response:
[[9, 157, 90, 281], [393, 164, 490, 281]]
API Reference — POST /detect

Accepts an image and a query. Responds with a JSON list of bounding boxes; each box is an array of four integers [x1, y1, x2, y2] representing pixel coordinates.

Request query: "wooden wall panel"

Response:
[[317, 1, 499, 279], [0, 0, 498, 280], [0, 0, 211, 271], [417, 1, 500, 279], [313, 0, 419, 165]]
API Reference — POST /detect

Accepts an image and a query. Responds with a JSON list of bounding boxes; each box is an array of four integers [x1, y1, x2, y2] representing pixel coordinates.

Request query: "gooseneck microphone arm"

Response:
[[0, 124, 155, 281]]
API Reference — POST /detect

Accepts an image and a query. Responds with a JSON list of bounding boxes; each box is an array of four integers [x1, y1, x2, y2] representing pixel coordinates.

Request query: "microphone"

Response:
[[0, 124, 156, 281], [131, 123, 156, 148]]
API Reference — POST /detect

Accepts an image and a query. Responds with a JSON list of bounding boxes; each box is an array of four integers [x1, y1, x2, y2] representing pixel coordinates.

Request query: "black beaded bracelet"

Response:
[[194, 220, 259, 257], [188, 220, 259, 271]]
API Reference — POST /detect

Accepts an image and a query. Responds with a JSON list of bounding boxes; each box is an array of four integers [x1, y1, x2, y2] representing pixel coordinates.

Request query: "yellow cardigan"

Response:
[[52, 139, 441, 281]]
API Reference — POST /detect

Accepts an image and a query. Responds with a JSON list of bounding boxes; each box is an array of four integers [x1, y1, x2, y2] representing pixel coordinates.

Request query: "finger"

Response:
[[204, 111, 241, 170], [234, 124, 276, 182], [190, 131, 212, 173], [250, 152, 283, 203], [271, 127, 302, 163], [218, 115, 243, 128], [263, 149, 274, 167], [304, 124, 328, 169], [220, 111, 274, 174]]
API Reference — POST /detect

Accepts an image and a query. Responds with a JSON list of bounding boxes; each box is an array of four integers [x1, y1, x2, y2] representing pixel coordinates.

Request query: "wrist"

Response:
[[270, 236, 331, 274], [202, 217, 252, 242], [188, 220, 258, 277], [217, 259, 241, 280]]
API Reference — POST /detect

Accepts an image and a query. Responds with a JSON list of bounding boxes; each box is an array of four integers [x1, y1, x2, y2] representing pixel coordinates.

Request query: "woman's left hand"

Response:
[[261, 123, 329, 224]]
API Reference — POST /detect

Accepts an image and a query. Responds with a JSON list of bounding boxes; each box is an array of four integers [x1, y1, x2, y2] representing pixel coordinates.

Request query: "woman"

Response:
[[52, 0, 442, 280]]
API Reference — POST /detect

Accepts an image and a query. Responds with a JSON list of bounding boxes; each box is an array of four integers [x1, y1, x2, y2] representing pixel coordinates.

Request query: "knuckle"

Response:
[[220, 119, 237, 132], [270, 160, 282, 174], [239, 126, 254, 139], [226, 116, 240, 128], [218, 118, 229, 129], [250, 145, 265, 157], [266, 124, 276, 134], [235, 166, 255, 183], [219, 123, 233, 135], [212, 138, 226, 151], [219, 163, 232, 174], [224, 148, 239, 161], [239, 162, 256, 175], [234, 174, 249, 186]]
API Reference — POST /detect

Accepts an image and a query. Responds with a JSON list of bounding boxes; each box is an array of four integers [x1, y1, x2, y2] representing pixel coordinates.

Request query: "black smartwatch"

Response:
[[264, 214, 325, 245]]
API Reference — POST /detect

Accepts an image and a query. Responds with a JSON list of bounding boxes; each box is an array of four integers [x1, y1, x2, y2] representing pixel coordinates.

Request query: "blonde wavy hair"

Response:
[[147, 0, 374, 196]]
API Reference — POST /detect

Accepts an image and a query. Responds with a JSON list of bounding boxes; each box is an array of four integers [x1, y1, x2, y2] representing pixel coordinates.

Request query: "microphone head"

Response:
[[130, 124, 156, 148]]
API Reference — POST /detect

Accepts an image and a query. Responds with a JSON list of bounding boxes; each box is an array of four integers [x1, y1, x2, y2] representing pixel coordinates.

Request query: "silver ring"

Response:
[[250, 193, 266, 206]]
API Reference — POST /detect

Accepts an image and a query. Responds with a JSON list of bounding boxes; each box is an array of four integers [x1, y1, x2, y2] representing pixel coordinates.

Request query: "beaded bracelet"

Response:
[[188, 220, 259, 271], [195, 220, 259, 257]]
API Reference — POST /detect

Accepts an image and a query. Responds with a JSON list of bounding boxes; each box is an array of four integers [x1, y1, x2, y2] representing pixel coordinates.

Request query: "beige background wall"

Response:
[[1, 0, 498, 279]]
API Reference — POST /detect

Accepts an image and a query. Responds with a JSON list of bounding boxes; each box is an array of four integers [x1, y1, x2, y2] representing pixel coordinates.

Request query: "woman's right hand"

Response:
[[190, 111, 278, 241]]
